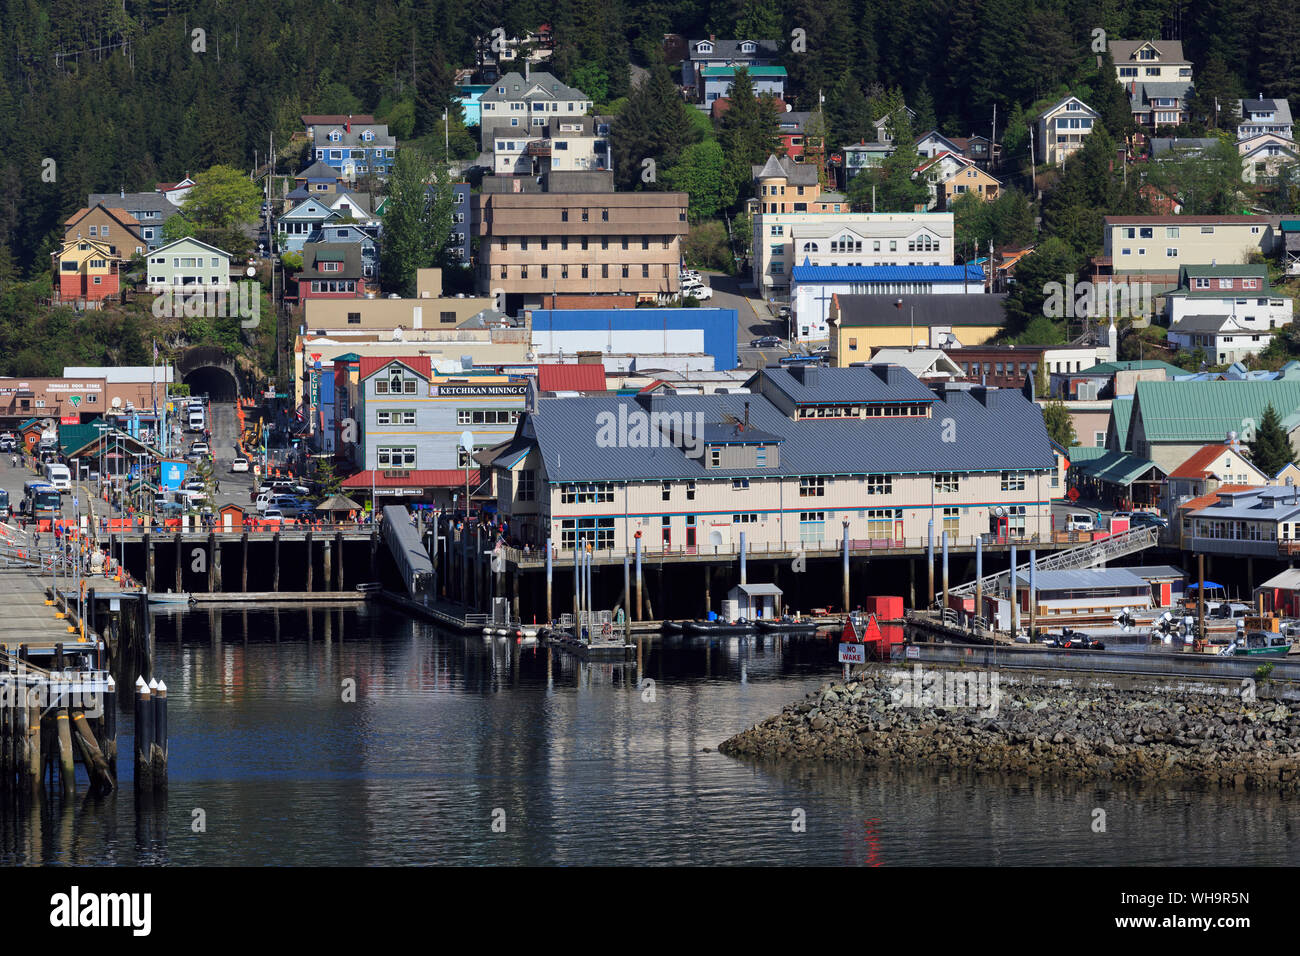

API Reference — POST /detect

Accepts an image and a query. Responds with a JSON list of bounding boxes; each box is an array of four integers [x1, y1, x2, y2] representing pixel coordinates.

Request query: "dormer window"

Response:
[[740, 41, 755, 52], [330, 130, 341, 142], [362, 130, 373, 141]]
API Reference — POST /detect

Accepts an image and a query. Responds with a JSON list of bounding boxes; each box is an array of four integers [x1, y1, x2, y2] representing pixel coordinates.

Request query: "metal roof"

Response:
[[1133, 379, 1300, 445], [1015, 568, 1150, 590], [731, 583, 783, 596], [760, 364, 936, 405], [1187, 486, 1300, 521], [524, 369, 1054, 483], [1074, 450, 1163, 486], [833, 294, 1006, 328], [1125, 565, 1188, 581]]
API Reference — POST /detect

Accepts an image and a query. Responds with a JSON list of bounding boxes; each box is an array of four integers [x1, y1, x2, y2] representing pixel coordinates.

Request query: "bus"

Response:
[[21, 480, 60, 518], [0, 487, 9, 519]]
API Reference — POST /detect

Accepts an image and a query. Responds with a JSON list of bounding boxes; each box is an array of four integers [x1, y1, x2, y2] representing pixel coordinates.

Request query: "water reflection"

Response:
[[1, 606, 1297, 865]]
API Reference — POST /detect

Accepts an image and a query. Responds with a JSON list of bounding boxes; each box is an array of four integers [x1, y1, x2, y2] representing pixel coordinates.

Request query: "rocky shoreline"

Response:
[[719, 667, 1300, 791]]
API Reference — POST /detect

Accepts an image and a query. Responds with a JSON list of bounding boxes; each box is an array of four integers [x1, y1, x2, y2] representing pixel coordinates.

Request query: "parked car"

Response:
[[190, 441, 210, 455], [750, 335, 782, 349], [810, 345, 831, 355], [261, 508, 285, 523], [1130, 511, 1168, 529], [230, 457, 250, 473], [776, 305, 791, 320], [682, 284, 713, 301], [1064, 512, 1096, 532]]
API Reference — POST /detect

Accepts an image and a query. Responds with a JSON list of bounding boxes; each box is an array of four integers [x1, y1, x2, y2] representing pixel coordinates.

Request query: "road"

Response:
[[707, 272, 791, 370]]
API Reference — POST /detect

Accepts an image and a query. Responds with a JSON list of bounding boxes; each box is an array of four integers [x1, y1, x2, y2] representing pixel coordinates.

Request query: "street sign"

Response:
[[838, 642, 866, 665]]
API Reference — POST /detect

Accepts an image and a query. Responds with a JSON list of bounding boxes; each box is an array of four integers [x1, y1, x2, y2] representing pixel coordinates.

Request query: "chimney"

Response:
[[743, 401, 750, 432], [525, 59, 530, 81]]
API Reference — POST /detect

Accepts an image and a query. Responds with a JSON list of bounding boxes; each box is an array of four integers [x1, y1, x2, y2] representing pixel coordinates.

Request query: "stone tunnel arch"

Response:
[[177, 347, 242, 403]]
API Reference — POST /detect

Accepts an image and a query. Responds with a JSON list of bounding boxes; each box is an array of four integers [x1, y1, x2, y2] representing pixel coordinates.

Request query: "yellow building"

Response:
[[829, 293, 1006, 365]]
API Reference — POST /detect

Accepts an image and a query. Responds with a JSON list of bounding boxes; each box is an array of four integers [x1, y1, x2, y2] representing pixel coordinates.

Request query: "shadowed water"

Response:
[[2, 605, 1298, 866]]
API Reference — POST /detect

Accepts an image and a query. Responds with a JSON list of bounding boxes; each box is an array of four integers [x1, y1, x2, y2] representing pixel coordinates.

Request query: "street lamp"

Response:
[[895, 297, 916, 349]]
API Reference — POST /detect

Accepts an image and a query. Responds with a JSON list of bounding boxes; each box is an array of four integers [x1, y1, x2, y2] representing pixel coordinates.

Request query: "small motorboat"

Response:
[[147, 590, 193, 605], [355, 582, 382, 593], [660, 621, 684, 634], [684, 619, 757, 635], [756, 617, 821, 634]]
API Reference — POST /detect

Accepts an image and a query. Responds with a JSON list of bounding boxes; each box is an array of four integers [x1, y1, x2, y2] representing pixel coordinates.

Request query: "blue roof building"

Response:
[[530, 307, 740, 371], [792, 260, 988, 342], [491, 364, 1056, 553]]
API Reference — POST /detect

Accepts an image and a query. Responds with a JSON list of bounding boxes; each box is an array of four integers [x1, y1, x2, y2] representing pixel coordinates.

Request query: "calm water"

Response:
[[3, 604, 1300, 866]]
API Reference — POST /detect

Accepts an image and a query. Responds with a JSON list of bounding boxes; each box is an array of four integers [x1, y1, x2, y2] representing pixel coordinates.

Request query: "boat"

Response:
[[684, 619, 757, 635], [659, 621, 684, 634], [355, 582, 382, 593], [147, 590, 193, 605], [1230, 631, 1294, 656], [756, 617, 822, 634]]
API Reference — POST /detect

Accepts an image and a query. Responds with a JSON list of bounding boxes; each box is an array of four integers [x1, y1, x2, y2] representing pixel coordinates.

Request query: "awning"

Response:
[[1186, 582, 1225, 591], [1075, 450, 1163, 486]]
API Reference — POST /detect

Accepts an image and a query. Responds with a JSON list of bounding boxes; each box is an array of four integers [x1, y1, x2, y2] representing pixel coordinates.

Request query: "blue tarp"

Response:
[[1185, 582, 1224, 590]]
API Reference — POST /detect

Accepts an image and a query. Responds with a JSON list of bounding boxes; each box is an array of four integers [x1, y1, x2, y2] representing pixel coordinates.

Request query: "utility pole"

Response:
[[991, 104, 997, 170]]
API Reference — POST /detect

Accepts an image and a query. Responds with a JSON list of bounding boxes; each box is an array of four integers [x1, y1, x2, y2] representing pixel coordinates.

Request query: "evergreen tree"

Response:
[[664, 140, 730, 221], [379, 149, 453, 297], [912, 82, 937, 134], [868, 111, 928, 212], [733, 0, 782, 41], [1042, 400, 1077, 447], [718, 68, 779, 206], [1248, 404, 1296, 476], [1187, 53, 1241, 132], [1003, 236, 1084, 336]]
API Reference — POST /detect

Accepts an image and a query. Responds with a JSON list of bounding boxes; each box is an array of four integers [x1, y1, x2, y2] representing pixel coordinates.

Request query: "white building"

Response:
[[791, 262, 985, 342], [755, 211, 954, 294]]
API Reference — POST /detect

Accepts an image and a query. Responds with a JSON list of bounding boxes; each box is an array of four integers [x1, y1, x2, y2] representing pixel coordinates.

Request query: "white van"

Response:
[[187, 409, 205, 432], [43, 462, 71, 490], [1064, 512, 1096, 532]]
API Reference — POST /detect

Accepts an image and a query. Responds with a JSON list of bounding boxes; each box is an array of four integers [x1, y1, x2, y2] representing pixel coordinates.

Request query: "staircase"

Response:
[[951, 526, 1160, 598]]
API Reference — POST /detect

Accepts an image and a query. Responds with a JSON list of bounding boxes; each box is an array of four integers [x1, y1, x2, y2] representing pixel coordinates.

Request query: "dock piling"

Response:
[[151, 679, 167, 790], [56, 709, 75, 796], [133, 676, 153, 792], [545, 537, 553, 623], [926, 519, 935, 606], [941, 530, 949, 612]]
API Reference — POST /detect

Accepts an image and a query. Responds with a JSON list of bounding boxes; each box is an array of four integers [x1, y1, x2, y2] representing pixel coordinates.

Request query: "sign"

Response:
[[838, 643, 866, 664], [68, 395, 81, 407], [905, 645, 920, 659], [435, 384, 528, 397], [60, 416, 79, 425], [160, 460, 189, 491]]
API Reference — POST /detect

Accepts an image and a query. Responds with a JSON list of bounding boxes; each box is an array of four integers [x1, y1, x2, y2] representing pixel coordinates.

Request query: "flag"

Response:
[[152, 339, 158, 362]]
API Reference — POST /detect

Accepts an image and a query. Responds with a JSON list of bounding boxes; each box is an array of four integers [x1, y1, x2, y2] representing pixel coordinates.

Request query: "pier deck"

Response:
[[0, 569, 93, 656]]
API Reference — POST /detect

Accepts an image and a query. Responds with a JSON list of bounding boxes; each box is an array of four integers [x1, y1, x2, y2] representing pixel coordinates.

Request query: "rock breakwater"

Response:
[[719, 667, 1300, 790]]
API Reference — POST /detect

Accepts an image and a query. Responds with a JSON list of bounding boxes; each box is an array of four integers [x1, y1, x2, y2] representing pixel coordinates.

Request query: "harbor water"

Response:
[[2, 604, 1298, 866]]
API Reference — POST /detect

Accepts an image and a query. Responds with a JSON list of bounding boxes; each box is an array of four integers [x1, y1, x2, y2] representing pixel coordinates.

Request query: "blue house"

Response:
[[312, 119, 397, 180], [277, 198, 339, 254]]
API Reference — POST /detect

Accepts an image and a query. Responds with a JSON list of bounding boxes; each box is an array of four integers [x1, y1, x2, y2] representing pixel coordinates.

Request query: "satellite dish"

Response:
[[994, 506, 1006, 517], [245, 265, 257, 277], [460, 430, 475, 453]]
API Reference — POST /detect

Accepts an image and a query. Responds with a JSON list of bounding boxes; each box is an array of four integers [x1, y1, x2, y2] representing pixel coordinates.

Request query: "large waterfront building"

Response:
[[491, 365, 1056, 552]]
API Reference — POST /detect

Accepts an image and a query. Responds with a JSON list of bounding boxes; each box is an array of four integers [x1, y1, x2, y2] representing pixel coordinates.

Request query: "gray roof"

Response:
[[1014, 567, 1150, 590], [752, 153, 820, 186], [688, 38, 781, 62], [834, 294, 1007, 328], [297, 160, 341, 180], [515, 368, 1054, 483], [758, 364, 936, 406], [1169, 314, 1241, 334], [1260, 568, 1300, 590], [312, 125, 396, 150], [479, 71, 587, 103], [1241, 98, 1294, 124], [298, 242, 364, 280], [732, 583, 783, 596], [1129, 80, 1193, 110], [87, 191, 180, 222], [1125, 565, 1188, 581], [1189, 486, 1300, 521]]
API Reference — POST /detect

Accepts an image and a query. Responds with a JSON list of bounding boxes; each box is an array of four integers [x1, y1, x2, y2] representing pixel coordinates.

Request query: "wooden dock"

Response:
[[0, 569, 97, 658]]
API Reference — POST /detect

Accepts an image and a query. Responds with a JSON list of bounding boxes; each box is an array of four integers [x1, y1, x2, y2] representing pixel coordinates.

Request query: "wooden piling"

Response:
[[151, 679, 167, 790], [1, 688, 10, 791], [305, 531, 313, 592], [71, 710, 114, 793], [145, 533, 155, 591], [703, 563, 711, 619], [273, 531, 281, 591], [336, 532, 344, 590], [241, 532, 249, 592], [545, 537, 553, 623], [101, 675, 117, 776], [174, 532, 183, 593], [322, 535, 331, 592], [55, 709, 75, 796], [23, 699, 40, 796], [213, 536, 222, 591], [133, 676, 152, 792]]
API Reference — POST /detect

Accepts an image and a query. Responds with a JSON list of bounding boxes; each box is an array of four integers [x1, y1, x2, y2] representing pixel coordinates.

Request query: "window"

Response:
[[935, 473, 959, 493], [376, 409, 416, 426], [516, 470, 535, 501], [942, 507, 960, 536], [709, 448, 721, 467], [661, 481, 672, 502], [799, 512, 825, 545], [377, 446, 416, 468], [560, 516, 614, 549], [733, 513, 759, 523], [867, 508, 901, 538], [1000, 471, 1026, 491], [732, 478, 749, 490], [800, 476, 825, 497], [560, 483, 614, 504], [686, 481, 695, 501], [456, 409, 520, 425], [866, 475, 892, 495]]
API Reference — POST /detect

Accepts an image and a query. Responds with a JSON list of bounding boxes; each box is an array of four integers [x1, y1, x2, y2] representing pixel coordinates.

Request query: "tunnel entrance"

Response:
[[183, 365, 240, 403]]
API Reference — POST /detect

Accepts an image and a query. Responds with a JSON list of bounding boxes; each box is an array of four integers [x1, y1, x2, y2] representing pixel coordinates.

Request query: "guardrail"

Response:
[[951, 526, 1159, 598]]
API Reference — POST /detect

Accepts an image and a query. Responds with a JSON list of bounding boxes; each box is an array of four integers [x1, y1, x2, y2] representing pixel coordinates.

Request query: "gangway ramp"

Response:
[[952, 526, 1160, 599], [380, 505, 434, 598]]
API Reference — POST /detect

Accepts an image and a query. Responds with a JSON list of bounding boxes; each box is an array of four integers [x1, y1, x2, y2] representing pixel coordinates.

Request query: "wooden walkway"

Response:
[[0, 569, 92, 657]]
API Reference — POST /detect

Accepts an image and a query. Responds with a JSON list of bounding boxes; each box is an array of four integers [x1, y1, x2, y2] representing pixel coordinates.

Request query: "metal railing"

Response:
[[951, 526, 1159, 598]]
